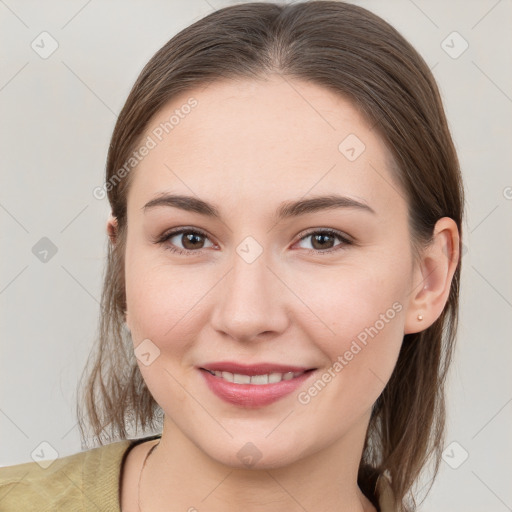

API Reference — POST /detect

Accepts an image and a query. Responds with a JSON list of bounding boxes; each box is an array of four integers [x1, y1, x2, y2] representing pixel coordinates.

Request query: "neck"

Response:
[[139, 413, 376, 512]]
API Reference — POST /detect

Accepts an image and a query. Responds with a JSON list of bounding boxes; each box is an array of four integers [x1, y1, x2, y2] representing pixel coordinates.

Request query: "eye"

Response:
[[154, 227, 353, 256], [155, 227, 215, 256], [294, 228, 352, 254]]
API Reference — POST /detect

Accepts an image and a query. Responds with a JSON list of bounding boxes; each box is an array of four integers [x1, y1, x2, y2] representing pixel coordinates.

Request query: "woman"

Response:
[[0, 2, 463, 511]]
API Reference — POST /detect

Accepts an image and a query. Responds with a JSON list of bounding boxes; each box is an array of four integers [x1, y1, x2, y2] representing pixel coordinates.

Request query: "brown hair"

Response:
[[77, 2, 464, 510]]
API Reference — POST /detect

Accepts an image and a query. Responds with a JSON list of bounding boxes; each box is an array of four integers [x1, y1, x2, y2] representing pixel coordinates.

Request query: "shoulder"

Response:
[[0, 438, 133, 511]]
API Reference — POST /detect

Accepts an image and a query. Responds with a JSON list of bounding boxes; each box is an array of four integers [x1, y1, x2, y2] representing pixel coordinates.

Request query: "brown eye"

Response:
[[311, 232, 336, 250], [296, 229, 352, 254], [157, 228, 214, 255], [178, 232, 206, 250]]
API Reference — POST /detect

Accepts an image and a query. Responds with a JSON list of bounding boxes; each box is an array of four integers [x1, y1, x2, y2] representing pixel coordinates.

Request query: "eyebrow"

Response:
[[142, 193, 376, 219]]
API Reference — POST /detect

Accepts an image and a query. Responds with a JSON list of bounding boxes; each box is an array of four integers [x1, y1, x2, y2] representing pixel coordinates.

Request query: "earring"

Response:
[[417, 314, 423, 321]]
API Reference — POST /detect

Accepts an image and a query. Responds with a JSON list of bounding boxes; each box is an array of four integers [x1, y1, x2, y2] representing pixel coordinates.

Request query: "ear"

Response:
[[106, 214, 118, 245], [404, 217, 460, 334]]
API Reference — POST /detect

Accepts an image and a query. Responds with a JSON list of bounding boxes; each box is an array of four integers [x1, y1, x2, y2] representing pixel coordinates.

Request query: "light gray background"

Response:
[[1, 1, 511, 511]]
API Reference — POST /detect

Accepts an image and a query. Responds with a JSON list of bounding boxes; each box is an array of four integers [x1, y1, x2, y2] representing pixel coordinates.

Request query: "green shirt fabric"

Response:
[[0, 434, 396, 511]]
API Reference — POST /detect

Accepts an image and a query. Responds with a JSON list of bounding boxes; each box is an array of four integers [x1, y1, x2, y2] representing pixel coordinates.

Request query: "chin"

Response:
[[202, 437, 305, 471]]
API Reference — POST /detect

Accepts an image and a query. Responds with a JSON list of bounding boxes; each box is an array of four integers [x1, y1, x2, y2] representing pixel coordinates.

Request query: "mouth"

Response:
[[197, 361, 318, 407], [200, 367, 316, 385], [198, 361, 316, 384]]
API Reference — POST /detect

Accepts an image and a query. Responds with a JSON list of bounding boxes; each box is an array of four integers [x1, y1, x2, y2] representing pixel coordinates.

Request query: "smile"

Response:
[[203, 369, 310, 385], [199, 367, 317, 408]]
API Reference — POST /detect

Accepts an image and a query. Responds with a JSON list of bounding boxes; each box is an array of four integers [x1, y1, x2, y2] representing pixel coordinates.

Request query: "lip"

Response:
[[198, 361, 314, 376], [198, 363, 317, 408]]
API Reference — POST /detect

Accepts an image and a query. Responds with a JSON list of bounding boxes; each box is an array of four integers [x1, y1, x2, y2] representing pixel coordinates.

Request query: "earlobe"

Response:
[[404, 217, 460, 334], [107, 215, 118, 245]]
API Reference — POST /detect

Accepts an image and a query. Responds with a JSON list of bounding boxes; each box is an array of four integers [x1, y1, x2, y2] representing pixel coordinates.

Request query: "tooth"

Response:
[[208, 370, 305, 384], [268, 372, 283, 383], [233, 373, 251, 384], [221, 371, 234, 382], [250, 374, 269, 385]]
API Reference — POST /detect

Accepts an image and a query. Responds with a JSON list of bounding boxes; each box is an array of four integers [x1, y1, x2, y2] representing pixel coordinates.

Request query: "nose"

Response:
[[210, 245, 289, 343]]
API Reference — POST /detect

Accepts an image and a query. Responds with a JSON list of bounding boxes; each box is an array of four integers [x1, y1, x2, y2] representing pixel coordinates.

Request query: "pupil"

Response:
[[313, 233, 333, 250], [183, 233, 203, 249]]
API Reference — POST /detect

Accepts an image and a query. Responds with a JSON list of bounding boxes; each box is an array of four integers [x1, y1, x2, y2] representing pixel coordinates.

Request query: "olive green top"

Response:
[[0, 434, 396, 511]]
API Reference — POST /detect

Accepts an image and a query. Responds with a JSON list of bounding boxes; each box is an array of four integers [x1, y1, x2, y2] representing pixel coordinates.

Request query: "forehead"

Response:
[[128, 77, 403, 216]]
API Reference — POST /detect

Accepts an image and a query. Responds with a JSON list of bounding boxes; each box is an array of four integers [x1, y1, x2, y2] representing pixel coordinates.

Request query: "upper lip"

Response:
[[199, 361, 315, 376]]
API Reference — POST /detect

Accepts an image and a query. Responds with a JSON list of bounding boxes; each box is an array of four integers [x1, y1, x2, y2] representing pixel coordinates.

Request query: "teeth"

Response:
[[210, 370, 304, 385], [232, 372, 250, 384], [221, 371, 234, 382], [250, 374, 268, 384], [268, 372, 282, 383]]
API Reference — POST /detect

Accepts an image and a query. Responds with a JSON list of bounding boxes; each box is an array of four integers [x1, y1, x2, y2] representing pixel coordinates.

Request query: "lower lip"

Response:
[[199, 369, 316, 408]]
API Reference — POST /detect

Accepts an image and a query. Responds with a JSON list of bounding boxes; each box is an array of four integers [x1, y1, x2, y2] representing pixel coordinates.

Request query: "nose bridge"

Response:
[[211, 238, 287, 340]]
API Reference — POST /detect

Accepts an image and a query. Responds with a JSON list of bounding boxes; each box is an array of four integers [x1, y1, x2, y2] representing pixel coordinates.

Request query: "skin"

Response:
[[109, 76, 459, 512]]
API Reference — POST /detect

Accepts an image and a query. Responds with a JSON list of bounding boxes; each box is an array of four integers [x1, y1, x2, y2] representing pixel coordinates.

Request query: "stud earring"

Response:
[[417, 314, 423, 321]]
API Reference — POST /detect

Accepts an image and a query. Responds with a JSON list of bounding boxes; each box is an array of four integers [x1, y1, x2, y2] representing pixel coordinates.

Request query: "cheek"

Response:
[[125, 248, 212, 353], [292, 269, 406, 426], [124, 256, 207, 408], [297, 260, 405, 333], [294, 261, 407, 383]]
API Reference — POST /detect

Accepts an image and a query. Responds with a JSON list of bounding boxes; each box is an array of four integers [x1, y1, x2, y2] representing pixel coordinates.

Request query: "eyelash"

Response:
[[154, 227, 353, 256]]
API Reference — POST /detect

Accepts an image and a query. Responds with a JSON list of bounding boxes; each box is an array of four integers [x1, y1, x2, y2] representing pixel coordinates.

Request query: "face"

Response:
[[123, 76, 417, 468]]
